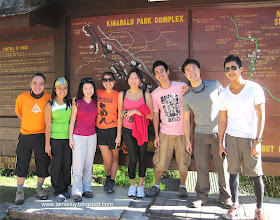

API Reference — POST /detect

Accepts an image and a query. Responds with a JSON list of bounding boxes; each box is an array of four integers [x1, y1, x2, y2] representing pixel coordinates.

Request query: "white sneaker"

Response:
[[136, 186, 145, 198], [222, 205, 241, 219], [128, 185, 137, 197]]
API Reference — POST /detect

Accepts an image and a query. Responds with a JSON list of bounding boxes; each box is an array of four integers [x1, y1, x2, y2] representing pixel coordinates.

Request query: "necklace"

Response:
[[190, 81, 205, 93]]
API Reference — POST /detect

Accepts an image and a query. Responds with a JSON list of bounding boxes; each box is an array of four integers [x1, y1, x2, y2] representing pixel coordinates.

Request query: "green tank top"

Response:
[[51, 100, 71, 139]]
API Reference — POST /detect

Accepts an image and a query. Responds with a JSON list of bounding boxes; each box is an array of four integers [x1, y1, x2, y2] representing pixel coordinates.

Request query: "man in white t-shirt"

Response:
[[146, 61, 191, 198], [218, 55, 265, 220]]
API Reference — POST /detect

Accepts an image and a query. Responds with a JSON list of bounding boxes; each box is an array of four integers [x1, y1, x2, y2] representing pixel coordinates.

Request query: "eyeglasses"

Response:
[[224, 66, 238, 72], [81, 78, 93, 83], [102, 77, 114, 82]]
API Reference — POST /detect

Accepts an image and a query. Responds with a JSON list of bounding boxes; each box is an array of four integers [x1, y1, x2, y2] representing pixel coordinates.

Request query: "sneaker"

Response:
[[73, 195, 82, 202], [128, 185, 137, 197], [15, 190, 25, 205], [178, 186, 188, 197], [190, 199, 207, 208], [254, 208, 265, 220], [56, 194, 66, 202], [104, 176, 111, 191], [82, 191, 93, 198], [145, 185, 160, 197], [221, 198, 233, 209], [35, 188, 48, 200], [222, 205, 241, 219], [136, 186, 145, 198], [63, 191, 71, 199], [107, 179, 115, 194]]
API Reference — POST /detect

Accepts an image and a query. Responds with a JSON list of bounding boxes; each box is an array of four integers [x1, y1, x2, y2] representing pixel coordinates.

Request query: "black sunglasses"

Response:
[[102, 77, 114, 82], [81, 78, 93, 83], [224, 66, 238, 73]]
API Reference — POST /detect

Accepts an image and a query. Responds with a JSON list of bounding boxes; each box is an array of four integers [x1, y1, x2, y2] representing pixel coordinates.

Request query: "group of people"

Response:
[[13, 54, 266, 220]]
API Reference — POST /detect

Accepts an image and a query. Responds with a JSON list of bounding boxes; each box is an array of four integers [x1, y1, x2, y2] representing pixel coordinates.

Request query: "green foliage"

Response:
[[162, 170, 180, 179], [0, 169, 36, 178], [239, 174, 280, 198], [115, 166, 131, 187], [0, 170, 52, 203], [239, 174, 254, 195], [143, 168, 155, 188], [93, 165, 165, 189], [2, 168, 279, 199], [0, 169, 13, 176], [93, 164, 106, 179], [263, 175, 280, 198]]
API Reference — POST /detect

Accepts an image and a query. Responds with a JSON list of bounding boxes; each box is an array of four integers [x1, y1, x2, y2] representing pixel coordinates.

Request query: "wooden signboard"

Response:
[[192, 7, 280, 175], [1, 6, 279, 175], [0, 39, 54, 74], [0, 39, 54, 116], [70, 10, 189, 94], [69, 7, 280, 175], [0, 37, 55, 171]]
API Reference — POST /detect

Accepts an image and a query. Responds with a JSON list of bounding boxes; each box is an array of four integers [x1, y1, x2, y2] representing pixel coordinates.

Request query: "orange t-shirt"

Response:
[[15, 91, 51, 135], [96, 89, 119, 129]]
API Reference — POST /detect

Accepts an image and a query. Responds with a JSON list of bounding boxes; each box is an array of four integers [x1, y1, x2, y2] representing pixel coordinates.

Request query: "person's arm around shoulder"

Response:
[[218, 110, 228, 159], [69, 103, 78, 150], [181, 85, 190, 95], [44, 102, 53, 159], [115, 91, 124, 148], [183, 110, 192, 154], [251, 103, 265, 157], [145, 91, 153, 120]]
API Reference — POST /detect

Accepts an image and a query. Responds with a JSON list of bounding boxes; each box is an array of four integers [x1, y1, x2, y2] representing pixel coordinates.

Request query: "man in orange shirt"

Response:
[[14, 73, 51, 205]]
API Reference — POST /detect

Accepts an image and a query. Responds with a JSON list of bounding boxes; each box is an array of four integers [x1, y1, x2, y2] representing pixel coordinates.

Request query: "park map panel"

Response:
[[69, 8, 279, 162], [192, 7, 280, 160], [70, 10, 189, 92]]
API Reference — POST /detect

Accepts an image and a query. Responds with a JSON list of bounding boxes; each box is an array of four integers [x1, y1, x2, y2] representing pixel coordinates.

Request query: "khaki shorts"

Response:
[[153, 132, 191, 172], [225, 134, 263, 177]]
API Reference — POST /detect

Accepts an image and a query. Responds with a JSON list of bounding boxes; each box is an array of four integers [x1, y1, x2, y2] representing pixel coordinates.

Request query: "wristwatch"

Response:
[[255, 138, 262, 143]]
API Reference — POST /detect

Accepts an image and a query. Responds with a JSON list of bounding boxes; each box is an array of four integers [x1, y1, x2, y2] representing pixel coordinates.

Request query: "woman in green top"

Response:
[[44, 77, 72, 202]]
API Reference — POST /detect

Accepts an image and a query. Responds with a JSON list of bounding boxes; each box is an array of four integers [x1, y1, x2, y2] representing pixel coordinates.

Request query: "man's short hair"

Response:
[[152, 60, 168, 74], [181, 59, 200, 73], [31, 73, 46, 83], [224, 55, 242, 68]]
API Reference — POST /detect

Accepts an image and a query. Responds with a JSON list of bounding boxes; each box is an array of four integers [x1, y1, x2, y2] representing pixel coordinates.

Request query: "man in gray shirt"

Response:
[[182, 59, 231, 208]]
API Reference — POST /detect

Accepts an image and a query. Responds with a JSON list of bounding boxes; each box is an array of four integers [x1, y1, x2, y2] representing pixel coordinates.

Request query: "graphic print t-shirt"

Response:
[[151, 81, 187, 135], [15, 91, 51, 135], [96, 89, 119, 129]]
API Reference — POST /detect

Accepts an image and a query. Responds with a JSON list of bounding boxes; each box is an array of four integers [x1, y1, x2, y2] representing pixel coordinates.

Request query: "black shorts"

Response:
[[14, 133, 50, 178], [96, 127, 118, 150]]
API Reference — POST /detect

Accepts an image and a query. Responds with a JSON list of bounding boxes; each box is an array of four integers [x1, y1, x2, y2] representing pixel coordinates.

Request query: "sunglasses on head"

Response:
[[81, 78, 93, 83], [102, 77, 114, 82], [224, 66, 238, 72]]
